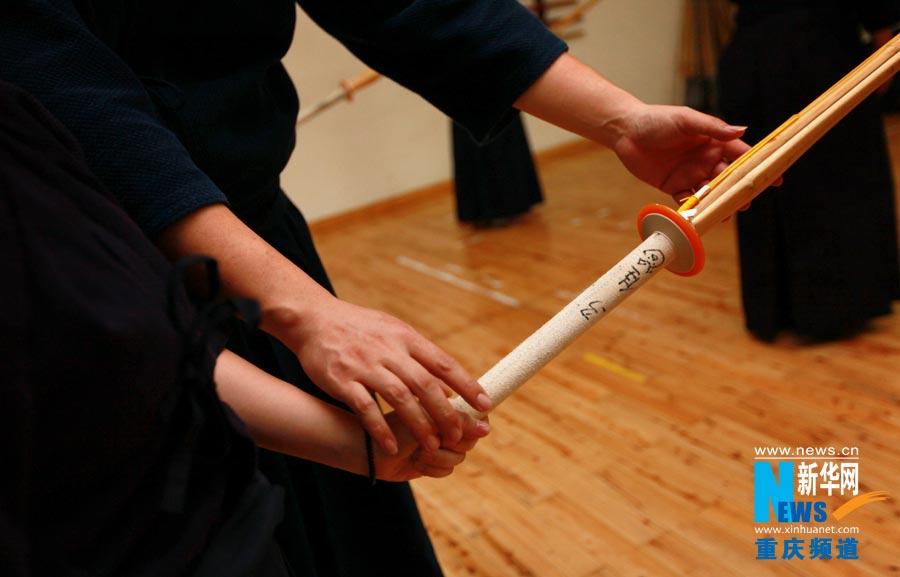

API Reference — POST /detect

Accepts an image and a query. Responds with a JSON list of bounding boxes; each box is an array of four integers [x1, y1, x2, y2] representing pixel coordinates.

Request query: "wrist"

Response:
[[257, 286, 334, 350], [583, 82, 645, 149], [156, 203, 336, 349]]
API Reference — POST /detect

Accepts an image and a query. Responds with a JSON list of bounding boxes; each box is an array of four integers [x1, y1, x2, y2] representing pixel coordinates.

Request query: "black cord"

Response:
[[365, 430, 377, 486]]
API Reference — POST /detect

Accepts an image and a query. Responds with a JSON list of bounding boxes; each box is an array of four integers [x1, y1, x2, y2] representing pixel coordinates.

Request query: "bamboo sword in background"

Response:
[[295, 68, 382, 125], [450, 32, 900, 418]]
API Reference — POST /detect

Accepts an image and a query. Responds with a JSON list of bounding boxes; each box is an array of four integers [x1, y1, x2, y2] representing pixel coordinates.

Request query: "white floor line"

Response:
[[395, 255, 520, 308]]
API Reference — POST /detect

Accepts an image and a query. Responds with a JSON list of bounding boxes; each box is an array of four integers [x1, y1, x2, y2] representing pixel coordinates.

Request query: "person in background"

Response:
[[452, 113, 544, 227], [0, 1, 751, 574], [718, 0, 900, 342]]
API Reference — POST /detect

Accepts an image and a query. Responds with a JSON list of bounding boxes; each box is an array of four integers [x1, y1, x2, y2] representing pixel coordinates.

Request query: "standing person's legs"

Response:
[[453, 112, 543, 226]]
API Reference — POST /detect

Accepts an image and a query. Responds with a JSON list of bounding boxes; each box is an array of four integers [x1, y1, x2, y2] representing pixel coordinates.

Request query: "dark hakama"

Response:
[[452, 112, 543, 225], [718, 3, 900, 340]]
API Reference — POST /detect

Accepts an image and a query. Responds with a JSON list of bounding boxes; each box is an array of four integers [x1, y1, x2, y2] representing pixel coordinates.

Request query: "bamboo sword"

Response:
[[451, 32, 900, 417]]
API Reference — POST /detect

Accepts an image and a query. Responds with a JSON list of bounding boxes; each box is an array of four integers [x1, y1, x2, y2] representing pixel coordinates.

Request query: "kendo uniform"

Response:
[[718, 0, 900, 341], [452, 113, 544, 225], [0, 81, 289, 577], [0, 1, 567, 575]]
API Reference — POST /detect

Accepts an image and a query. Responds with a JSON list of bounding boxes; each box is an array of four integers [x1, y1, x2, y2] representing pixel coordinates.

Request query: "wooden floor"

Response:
[[310, 119, 900, 576]]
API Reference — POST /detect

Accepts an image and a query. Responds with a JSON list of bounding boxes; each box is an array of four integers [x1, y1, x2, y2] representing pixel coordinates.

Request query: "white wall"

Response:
[[282, 0, 685, 222]]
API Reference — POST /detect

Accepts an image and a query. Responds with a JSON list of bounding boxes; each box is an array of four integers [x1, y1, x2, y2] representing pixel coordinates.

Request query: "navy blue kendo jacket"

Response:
[[0, 0, 567, 236]]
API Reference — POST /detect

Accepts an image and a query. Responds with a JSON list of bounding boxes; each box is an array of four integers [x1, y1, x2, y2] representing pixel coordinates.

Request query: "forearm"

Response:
[[214, 350, 368, 475], [156, 203, 332, 345], [514, 52, 643, 148], [516, 52, 749, 195]]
